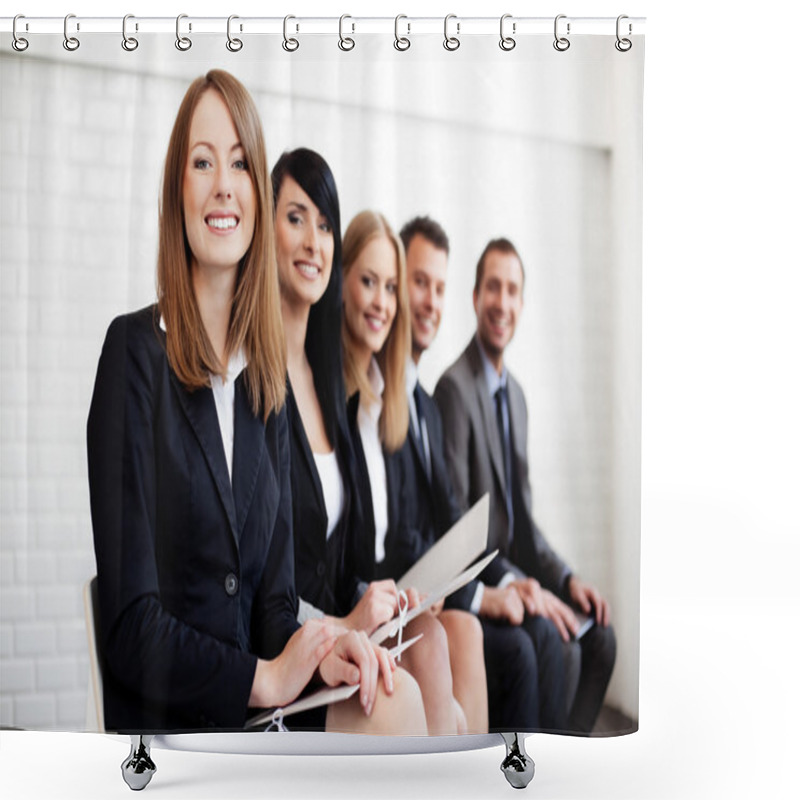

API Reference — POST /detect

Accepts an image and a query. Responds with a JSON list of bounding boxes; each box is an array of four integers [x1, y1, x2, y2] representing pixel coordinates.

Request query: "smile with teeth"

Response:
[[415, 315, 436, 331], [295, 261, 321, 279], [365, 314, 387, 332], [489, 316, 510, 331], [206, 215, 239, 231]]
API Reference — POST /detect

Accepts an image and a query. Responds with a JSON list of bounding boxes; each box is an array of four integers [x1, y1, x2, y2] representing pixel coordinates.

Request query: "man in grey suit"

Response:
[[434, 238, 616, 733]]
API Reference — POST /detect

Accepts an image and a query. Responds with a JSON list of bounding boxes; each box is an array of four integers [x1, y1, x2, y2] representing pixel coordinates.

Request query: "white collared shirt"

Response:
[[160, 315, 245, 484], [209, 347, 247, 483], [357, 358, 390, 564], [405, 356, 431, 476]]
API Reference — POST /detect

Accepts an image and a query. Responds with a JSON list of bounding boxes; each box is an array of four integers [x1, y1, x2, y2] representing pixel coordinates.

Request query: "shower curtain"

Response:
[[0, 20, 643, 737]]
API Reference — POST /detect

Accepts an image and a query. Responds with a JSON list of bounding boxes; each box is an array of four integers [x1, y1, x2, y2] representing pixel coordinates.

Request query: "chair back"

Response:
[[83, 576, 105, 732]]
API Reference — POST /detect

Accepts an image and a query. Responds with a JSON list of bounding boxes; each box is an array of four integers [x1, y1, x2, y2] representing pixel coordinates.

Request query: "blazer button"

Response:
[[316, 562, 326, 577], [224, 573, 238, 596]]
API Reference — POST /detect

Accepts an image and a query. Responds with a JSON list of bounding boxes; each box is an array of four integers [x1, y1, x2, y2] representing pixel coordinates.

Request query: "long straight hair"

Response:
[[158, 69, 286, 420], [272, 148, 346, 448], [342, 210, 410, 453]]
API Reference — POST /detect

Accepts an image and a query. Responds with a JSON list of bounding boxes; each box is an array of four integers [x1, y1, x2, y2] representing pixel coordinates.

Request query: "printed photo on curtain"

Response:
[[0, 20, 643, 760]]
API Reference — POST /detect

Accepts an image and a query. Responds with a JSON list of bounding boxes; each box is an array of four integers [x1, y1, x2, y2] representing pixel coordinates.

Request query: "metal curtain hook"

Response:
[[499, 13, 516, 51], [122, 14, 138, 51], [443, 14, 460, 51], [176, 14, 192, 51], [338, 14, 355, 51], [226, 15, 243, 51], [283, 15, 299, 52], [63, 13, 80, 51], [553, 14, 570, 52], [12, 14, 29, 52], [615, 14, 632, 52], [394, 14, 410, 51]]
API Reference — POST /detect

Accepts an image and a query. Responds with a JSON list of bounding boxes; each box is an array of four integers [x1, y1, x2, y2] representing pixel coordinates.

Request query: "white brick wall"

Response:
[[1, 34, 641, 726], [1, 53, 175, 730]]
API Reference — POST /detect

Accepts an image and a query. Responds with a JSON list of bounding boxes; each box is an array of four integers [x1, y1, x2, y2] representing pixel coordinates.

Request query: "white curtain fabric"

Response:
[[0, 32, 643, 730]]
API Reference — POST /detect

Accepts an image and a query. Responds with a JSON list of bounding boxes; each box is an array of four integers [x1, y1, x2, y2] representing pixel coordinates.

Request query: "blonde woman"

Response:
[[341, 210, 488, 734]]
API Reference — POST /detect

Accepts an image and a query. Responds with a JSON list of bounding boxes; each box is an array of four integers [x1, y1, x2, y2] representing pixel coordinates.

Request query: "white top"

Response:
[[160, 315, 245, 484], [357, 358, 389, 564], [312, 449, 345, 539], [209, 348, 247, 483]]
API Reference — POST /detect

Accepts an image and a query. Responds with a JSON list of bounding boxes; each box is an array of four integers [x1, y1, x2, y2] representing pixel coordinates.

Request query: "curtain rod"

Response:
[[2, 15, 646, 38]]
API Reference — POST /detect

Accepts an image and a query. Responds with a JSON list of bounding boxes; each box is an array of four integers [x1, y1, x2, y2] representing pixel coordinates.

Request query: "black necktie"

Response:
[[413, 382, 431, 481], [494, 385, 514, 548]]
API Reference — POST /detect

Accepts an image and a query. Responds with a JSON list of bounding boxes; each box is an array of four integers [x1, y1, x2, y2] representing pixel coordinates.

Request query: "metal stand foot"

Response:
[[121, 735, 156, 791], [500, 732, 535, 789]]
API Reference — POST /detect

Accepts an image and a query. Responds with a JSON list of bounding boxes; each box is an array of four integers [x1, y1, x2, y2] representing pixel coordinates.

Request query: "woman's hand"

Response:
[[318, 630, 396, 716], [343, 579, 399, 634], [248, 620, 337, 709]]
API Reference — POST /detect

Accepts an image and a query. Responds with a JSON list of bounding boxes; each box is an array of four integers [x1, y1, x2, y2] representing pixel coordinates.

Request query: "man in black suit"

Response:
[[433, 238, 616, 733], [399, 217, 558, 731]]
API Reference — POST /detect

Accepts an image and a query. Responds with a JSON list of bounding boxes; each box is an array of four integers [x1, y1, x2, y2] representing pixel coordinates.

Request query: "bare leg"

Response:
[[325, 666, 427, 735], [439, 609, 489, 734], [394, 611, 460, 735]]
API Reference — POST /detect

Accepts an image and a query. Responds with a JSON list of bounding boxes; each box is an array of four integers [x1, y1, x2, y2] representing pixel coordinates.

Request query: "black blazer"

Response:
[[87, 306, 299, 733], [346, 394, 427, 585], [285, 382, 362, 617], [403, 382, 479, 610]]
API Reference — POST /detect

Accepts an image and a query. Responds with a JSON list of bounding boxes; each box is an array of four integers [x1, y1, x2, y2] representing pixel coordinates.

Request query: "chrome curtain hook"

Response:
[[226, 15, 243, 52], [282, 15, 299, 52], [615, 14, 632, 52], [121, 14, 139, 51], [12, 14, 29, 52], [338, 14, 355, 51], [499, 13, 516, 51], [443, 14, 460, 51], [553, 14, 570, 52], [63, 13, 80, 51], [176, 14, 192, 51], [394, 14, 410, 51]]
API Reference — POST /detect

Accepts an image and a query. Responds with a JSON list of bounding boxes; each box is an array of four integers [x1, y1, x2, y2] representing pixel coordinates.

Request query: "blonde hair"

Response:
[[157, 69, 286, 420], [342, 211, 410, 453]]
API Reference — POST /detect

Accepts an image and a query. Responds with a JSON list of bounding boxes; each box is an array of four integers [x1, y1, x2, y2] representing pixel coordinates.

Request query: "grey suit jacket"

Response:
[[433, 336, 570, 595]]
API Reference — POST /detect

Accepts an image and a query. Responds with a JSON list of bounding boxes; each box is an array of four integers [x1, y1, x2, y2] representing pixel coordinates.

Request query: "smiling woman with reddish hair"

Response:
[[86, 72, 424, 734]]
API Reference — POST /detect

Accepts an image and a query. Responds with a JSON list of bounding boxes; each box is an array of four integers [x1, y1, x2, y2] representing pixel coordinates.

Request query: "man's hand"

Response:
[[508, 577, 547, 617], [541, 589, 579, 642], [567, 575, 611, 627], [510, 578, 580, 642], [479, 585, 525, 625]]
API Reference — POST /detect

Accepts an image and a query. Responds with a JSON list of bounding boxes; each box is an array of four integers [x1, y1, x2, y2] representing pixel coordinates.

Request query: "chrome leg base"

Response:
[[121, 735, 156, 791], [500, 732, 535, 789]]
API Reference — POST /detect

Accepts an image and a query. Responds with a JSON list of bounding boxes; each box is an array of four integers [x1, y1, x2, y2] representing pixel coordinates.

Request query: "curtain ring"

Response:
[[12, 15, 29, 52], [443, 14, 460, 51], [394, 15, 410, 51], [121, 14, 139, 51], [283, 15, 299, 52], [553, 14, 570, 52], [63, 13, 80, 51], [615, 14, 632, 52], [499, 14, 516, 51], [176, 14, 192, 51], [338, 14, 355, 51], [226, 15, 243, 52]]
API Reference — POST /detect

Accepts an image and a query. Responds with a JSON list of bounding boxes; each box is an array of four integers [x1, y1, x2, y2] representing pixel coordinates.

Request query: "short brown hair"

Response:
[[399, 216, 450, 255], [158, 70, 285, 421], [473, 238, 524, 294]]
